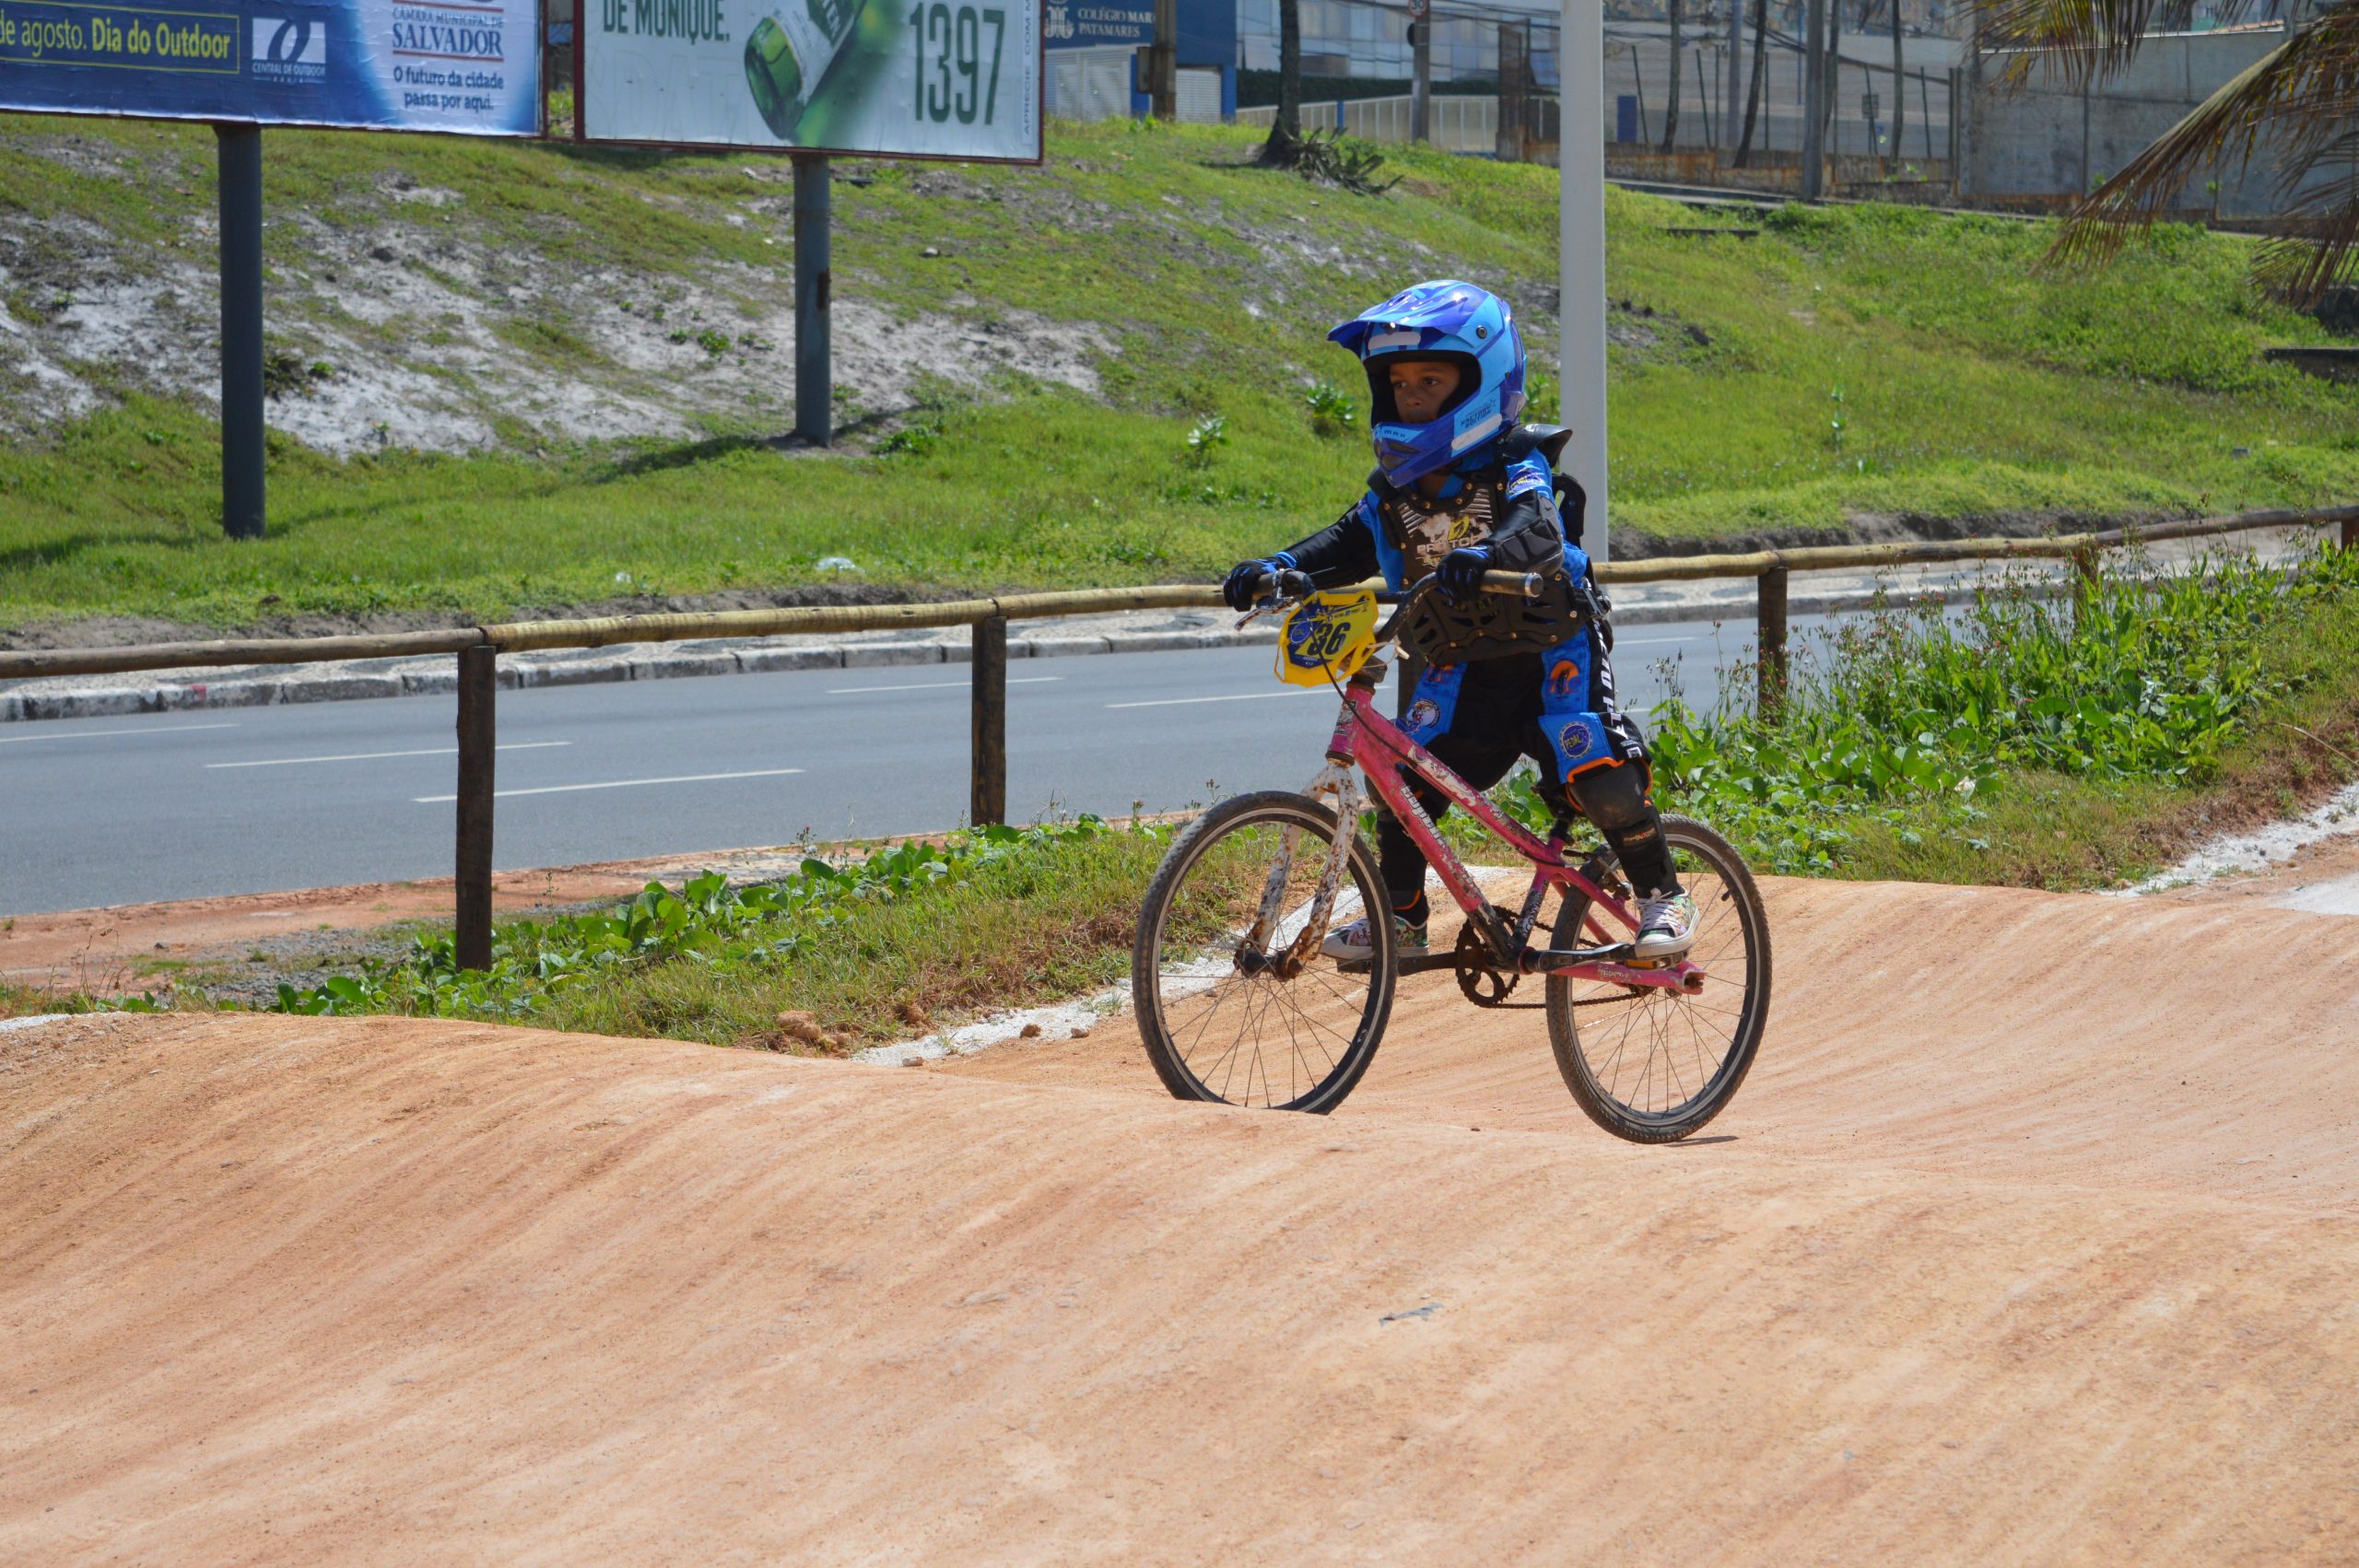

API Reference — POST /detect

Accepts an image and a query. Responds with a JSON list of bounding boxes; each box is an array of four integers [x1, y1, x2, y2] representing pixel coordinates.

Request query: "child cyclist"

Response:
[[1221, 280, 1696, 963]]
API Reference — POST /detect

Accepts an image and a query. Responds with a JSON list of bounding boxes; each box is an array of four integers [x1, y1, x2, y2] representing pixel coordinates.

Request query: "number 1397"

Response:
[[911, 5, 1005, 125]]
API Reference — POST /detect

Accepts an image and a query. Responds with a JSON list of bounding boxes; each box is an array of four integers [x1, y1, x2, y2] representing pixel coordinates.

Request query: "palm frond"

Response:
[[2252, 137, 2359, 299], [2047, 3, 2359, 298], [1978, 0, 2263, 86]]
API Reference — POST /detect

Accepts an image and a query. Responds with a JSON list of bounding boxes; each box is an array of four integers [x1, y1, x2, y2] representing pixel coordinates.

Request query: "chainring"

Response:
[[1452, 910, 1524, 1008]]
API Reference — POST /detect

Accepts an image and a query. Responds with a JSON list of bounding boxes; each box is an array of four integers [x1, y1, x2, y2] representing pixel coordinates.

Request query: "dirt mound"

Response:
[[950, 875, 2359, 1209], [4, 877, 2356, 1561]]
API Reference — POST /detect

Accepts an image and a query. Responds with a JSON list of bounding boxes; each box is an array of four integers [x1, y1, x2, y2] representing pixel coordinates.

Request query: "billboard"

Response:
[[0, 0, 542, 134], [581, 0, 1040, 161]]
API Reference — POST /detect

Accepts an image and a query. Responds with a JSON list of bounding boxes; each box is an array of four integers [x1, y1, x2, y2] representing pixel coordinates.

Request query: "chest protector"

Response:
[[1377, 465, 1584, 664]]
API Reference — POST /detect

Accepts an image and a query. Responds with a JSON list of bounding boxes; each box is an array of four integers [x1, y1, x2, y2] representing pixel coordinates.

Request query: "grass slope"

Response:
[[1, 116, 2354, 631]]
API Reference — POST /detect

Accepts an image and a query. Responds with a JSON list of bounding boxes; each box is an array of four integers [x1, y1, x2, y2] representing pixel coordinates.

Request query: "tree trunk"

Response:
[[1733, 0, 1769, 165], [1661, 0, 1684, 150], [1262, 0, 1303, 162]]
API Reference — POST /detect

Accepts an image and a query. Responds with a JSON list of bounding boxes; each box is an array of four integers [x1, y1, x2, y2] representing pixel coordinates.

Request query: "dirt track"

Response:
[[5, 877, 2357, 1562]]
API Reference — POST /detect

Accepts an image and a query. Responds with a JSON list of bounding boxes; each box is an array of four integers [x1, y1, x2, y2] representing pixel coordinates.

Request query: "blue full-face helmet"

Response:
[[1329, 280, 1526, 487]]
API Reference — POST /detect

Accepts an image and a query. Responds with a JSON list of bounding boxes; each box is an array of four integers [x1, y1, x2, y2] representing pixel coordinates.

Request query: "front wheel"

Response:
[[1133, 790, 1395, 1113], [1545, 813, 1772, 1143]]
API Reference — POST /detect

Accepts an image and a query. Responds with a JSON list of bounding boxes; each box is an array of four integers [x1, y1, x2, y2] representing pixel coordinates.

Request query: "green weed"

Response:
[[264, 818, 1166, 1048], [1304, 381, 1358, 439], [1183, 414, 1230, 468], [1629, 545, 2359, 881]]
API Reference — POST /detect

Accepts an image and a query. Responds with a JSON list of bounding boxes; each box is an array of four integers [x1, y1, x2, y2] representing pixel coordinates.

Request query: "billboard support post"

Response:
[[793, 154, 832, 447], [216, 123, 266, 541], [1559, 0, 1608, 562]]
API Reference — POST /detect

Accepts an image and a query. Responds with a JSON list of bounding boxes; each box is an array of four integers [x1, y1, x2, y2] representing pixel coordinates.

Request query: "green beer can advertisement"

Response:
[[581, 0, 1041, 159]]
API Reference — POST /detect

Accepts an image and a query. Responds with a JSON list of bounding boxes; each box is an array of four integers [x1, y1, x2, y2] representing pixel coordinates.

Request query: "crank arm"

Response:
[[1517, 942, 1635, 972], [1521, 947, 1705, 992]]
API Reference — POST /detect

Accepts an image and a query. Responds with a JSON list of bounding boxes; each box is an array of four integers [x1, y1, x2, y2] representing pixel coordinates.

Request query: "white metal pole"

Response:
[[1801, 0, 1826, 198], [1560, 0, 1610, 563], [1411, 0, 1431, 142]]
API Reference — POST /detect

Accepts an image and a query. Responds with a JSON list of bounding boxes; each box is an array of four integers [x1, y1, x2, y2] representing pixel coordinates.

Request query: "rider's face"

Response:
[[1386, 358, 1461, 425]]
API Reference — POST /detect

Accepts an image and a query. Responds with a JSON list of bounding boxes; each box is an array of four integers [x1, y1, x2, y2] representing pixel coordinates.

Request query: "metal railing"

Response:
[[1234, 96, 1500, 153], [6, 506, 2353, 965]]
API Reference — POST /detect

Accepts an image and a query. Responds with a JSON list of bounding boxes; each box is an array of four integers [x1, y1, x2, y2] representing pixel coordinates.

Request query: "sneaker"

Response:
[[1320, 912, 1428, 963], [1632, 889, 1697, 960]]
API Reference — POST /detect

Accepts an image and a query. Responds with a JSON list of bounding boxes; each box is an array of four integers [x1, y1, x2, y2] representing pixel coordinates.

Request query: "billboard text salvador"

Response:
[[0, 0, 541, 133], [582, 0, 1040, 161]]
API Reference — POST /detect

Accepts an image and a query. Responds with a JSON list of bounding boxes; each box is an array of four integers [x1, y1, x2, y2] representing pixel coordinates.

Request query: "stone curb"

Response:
[[0, 580, 2043, 725]]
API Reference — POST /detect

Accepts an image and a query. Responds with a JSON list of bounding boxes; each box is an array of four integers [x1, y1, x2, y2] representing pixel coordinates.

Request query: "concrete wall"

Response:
[[1964, 27, 2310, 220]]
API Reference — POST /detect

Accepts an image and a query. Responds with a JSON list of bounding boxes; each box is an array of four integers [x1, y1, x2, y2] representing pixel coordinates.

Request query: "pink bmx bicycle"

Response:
[[1131, 569, 1772, 1142]]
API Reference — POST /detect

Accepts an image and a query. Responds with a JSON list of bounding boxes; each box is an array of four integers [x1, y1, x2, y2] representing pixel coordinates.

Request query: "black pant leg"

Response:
[[1373, 661, 1533, 907]]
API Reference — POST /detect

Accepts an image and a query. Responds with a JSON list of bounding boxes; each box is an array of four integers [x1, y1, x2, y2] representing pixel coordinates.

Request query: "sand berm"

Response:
[[5, 875, 2355, 1561]]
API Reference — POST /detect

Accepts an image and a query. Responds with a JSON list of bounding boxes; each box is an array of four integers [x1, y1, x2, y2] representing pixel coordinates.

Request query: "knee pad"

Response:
[[1570, 760, 1654, 834]]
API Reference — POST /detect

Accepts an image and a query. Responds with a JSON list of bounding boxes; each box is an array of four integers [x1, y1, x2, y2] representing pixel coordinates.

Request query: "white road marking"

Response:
[[0, 721, 239, 745], [1106, 691, 1319, 710], [414, 767, 804, 803], [827, 676, 1062, 694], [208, 742, 571, 770]]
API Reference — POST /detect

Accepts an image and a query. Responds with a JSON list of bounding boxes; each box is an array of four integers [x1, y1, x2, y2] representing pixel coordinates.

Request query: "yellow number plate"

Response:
[[1275, 590, 1378, 686]]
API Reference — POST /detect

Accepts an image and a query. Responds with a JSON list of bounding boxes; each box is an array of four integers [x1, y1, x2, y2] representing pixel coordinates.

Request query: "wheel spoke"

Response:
[[1545, 820, 1767, 1140], [1140, 799, 1391, 1111]]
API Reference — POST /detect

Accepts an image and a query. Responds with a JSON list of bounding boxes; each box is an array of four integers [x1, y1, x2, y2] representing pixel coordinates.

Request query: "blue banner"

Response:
[[0, 0, 542, 132], [1043, 0, 1230, 65]]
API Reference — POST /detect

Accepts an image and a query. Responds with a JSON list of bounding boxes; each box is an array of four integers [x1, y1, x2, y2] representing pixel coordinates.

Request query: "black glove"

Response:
[[1435, 545, 1492, 603], [1223, 556, 1290, 612]]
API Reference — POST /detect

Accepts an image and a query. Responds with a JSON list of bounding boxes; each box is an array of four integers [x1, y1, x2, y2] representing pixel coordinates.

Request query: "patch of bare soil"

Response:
[[3, 875, 2355, 1559], [2160, 828, 2359, 913], [0, 203, 1113, 458]]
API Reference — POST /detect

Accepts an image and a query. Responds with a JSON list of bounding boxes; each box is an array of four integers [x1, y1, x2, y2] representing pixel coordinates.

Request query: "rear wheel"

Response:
[[1133, 790, 1394, 1113], [1545, 814, 1771, 1143]]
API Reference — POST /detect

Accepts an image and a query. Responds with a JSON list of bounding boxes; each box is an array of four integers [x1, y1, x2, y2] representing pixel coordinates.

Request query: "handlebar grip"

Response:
[[1478, 569, 1544, 600], [1262, 568, 1317, 594]]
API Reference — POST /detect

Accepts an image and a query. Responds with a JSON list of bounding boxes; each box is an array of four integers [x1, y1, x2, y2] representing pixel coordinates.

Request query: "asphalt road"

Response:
[[4, 612, 1856, 915]]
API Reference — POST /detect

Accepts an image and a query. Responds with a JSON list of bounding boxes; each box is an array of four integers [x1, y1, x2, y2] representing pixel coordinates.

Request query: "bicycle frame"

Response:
[[1299, 661, 1702, 995]]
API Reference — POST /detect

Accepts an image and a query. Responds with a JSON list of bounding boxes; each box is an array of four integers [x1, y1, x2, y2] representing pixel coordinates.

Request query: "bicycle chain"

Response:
[[1453, 898, 1654, 1011]]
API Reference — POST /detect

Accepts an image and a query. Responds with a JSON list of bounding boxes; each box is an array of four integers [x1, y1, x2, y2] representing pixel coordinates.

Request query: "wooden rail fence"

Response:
[[6, 506, 2353, 967]]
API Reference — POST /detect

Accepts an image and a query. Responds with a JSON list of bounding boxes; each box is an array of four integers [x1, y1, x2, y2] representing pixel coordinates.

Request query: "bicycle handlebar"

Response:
[[1251, 568, 1543, 603], [1382, 569, 1543, 603]]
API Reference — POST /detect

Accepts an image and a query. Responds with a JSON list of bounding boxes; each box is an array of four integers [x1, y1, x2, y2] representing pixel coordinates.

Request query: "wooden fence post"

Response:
[[970, 614, 1007, 826], [1756, 565, 1789, 720], [2070, 542, 2101, 626], [2343, 516, 2358, 553], [454, 644, 497, 971]]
